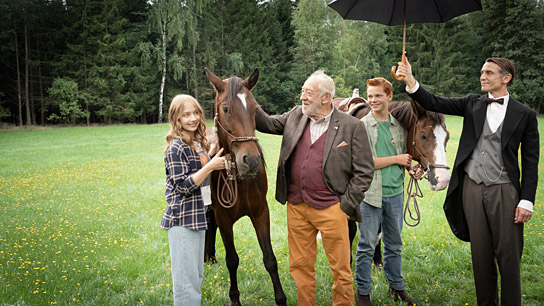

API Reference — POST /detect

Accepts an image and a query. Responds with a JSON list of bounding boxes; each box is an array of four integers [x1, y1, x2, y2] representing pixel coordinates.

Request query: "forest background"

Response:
[[1, 0, 543, 127]]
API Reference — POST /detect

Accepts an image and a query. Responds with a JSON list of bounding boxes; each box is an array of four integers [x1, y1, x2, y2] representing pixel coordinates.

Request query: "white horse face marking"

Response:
[[237, 93, 247, 110], [430, 124, 451, 190]]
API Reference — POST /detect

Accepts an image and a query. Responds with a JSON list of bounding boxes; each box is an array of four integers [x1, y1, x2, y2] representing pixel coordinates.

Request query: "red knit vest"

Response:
[[287, 123, 339, 209]]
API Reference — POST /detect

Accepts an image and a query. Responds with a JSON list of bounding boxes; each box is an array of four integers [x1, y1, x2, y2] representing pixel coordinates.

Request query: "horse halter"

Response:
[[214, 115, 259, 147]]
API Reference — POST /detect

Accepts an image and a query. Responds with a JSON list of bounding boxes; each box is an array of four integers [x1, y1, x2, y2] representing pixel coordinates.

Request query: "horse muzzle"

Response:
[[428, 167, 451, 191], [235, 152, 261, 178]]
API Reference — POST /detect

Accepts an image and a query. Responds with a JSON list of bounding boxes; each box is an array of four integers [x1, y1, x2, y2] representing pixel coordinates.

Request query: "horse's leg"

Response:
[[204, 209, 217, 263], [348, 220, 358, 265], [373, 225, 383, 268], [250, 206, 287, 306], [216, 219, 241, 306]]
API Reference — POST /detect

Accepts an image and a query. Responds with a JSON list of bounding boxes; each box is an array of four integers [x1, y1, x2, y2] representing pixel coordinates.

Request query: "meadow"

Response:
[[1, 116, 543, 305]]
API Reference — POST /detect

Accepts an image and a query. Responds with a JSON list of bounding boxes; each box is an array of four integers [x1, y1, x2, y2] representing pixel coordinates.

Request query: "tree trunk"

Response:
[[192, 47, 198, 99], [36, 37, 45, 125], [30, 65, 36, 125], [84, 36, 90, 126], [14, 20, 23, 127], [24, 11, 31, 126], [158, 21, 167, 123]]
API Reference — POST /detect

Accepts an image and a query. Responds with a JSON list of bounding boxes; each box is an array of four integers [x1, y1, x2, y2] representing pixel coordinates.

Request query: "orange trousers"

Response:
[[287, 201, 354, 306]]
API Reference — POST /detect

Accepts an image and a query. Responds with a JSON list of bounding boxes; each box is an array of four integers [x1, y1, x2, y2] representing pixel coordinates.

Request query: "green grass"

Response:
[[0, 117, 543, 305]]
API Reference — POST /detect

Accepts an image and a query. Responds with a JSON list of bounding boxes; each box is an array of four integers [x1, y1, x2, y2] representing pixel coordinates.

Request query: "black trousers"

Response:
[[462, 176, 524, 306]]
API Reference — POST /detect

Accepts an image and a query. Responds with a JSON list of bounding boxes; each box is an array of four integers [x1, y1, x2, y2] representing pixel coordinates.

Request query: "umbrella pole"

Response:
[[392, 0, 407, 81]]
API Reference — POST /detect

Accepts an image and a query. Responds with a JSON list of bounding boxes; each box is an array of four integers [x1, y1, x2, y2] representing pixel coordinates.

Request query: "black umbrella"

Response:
[[328, 0, 483, 81]]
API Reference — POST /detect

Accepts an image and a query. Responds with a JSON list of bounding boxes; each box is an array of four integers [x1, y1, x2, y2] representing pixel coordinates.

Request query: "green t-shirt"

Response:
[[376, 119, 404, 197]]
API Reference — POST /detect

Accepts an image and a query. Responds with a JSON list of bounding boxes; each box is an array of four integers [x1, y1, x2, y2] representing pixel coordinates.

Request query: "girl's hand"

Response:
[[208, 148, 226, 170]]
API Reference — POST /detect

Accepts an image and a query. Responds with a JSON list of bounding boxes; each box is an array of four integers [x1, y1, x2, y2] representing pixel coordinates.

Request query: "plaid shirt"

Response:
[[308, 108, 333, 143], [360, 112, 407, 208], [161, 138, 207, 231]]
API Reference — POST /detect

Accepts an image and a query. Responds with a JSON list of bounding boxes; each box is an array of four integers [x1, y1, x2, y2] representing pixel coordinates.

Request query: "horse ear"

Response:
[[411, 99, 426, 118], [243, 68, 259, 91], [205, 68, 225, 93]]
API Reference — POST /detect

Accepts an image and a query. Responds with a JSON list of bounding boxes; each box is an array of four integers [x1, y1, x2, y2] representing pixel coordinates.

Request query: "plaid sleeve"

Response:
[[165, 141, 198, 195]]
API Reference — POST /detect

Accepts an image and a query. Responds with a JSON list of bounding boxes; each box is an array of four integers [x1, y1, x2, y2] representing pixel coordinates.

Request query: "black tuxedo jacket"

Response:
[[410, 85, 539, 241]]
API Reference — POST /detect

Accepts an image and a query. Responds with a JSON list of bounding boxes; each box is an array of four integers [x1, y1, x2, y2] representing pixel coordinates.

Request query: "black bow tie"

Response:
[[485, 97, 504, 105]]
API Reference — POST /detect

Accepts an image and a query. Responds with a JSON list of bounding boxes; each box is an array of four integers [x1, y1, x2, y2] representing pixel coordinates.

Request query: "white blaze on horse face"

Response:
[[237, 93, 248, 110], [431, 125, 451, 190]]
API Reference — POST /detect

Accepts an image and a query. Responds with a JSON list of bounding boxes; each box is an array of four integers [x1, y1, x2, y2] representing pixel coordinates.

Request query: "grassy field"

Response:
[[0, 116, 543, 306]]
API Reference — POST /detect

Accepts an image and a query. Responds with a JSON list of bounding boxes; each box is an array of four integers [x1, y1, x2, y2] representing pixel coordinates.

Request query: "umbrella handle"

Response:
[[391, 65, 404, 81], [391, 53, 407, 81]]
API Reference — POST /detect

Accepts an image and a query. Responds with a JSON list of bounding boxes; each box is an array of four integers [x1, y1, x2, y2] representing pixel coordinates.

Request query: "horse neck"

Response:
[[388, 101, 414, 131], [406, 123, 419, 163]]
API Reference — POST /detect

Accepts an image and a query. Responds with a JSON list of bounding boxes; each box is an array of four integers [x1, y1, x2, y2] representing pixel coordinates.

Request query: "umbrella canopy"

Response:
[[328, 0, 482, 26], [328, 0, 483, 80]]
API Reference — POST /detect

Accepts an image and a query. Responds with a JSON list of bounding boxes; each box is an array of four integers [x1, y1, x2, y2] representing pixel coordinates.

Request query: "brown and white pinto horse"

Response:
[[333, 98, 451, 190], [204, 68, 286, 306], [333, 97, 451, 266]]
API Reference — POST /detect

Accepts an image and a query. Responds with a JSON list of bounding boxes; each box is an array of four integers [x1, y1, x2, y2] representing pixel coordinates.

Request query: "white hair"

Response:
[[307, 70, 335, 101]]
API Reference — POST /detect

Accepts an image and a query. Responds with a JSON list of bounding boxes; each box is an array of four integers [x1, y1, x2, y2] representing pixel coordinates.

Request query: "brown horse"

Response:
[[333, 97, 451, 266], [204, 68, 287, 306]]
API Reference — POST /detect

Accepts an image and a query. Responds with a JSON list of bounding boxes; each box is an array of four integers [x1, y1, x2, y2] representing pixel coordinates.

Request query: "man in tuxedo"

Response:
[[397, 57, 539, 305], [255, 70, 374, 306]]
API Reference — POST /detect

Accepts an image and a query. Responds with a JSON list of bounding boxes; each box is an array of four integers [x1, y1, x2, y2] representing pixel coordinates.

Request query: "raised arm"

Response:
[[255, 105, 296, 135]]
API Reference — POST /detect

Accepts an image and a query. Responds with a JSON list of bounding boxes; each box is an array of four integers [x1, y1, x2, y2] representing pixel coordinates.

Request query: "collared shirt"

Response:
[[161, 138, 207, 231], [486, 93, 509, 133], [309, 108, 333, 144], [360, 112, 407, 208], [406, 81, 533, 212]]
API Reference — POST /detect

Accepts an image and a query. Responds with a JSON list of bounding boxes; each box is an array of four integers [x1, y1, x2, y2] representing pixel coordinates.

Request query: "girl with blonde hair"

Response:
[[160, 94, 225, 306]]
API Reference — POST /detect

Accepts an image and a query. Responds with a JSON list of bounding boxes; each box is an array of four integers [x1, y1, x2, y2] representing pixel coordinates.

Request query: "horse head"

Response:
[[205, 68, 262, 178], [408, 100, 451, 191]]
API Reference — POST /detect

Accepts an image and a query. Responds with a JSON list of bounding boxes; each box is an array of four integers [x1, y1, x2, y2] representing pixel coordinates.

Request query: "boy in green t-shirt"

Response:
[[355, 77, 419, 306]]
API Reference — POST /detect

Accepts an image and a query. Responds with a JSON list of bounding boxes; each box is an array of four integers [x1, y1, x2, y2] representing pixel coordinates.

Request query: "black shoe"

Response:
[[388, 287, 416, 304], [356, 292, 373, 306]]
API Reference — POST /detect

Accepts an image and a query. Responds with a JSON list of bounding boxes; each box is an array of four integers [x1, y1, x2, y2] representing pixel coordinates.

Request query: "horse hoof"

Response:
[[204, 256, 217, 264]]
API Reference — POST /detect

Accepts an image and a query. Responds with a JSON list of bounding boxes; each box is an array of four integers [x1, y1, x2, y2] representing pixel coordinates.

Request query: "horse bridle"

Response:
[[404, 123, 450, 227], [214, 115, 259, 147], [213, 107, 259, 209], [410, 124, 450, 173]]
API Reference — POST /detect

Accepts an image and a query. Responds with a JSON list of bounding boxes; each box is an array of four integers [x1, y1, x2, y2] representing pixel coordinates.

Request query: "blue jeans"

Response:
[[168, 226, 205, 306], [355, 193, 405, 295]]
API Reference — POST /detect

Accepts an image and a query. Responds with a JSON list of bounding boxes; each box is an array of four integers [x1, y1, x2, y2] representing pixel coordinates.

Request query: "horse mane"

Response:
[[226, 76, 244, 114], [389, 101, 445, 130]]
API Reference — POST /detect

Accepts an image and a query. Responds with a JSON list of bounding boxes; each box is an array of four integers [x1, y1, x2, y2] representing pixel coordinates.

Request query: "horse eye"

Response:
[[420, 133, 427, 141], [221, 105, 228, 112]]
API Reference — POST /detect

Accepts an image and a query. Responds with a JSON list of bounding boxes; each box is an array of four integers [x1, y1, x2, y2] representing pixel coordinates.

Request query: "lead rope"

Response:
[[216, 154, 238, 209], [404, 168, 427, 227]]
